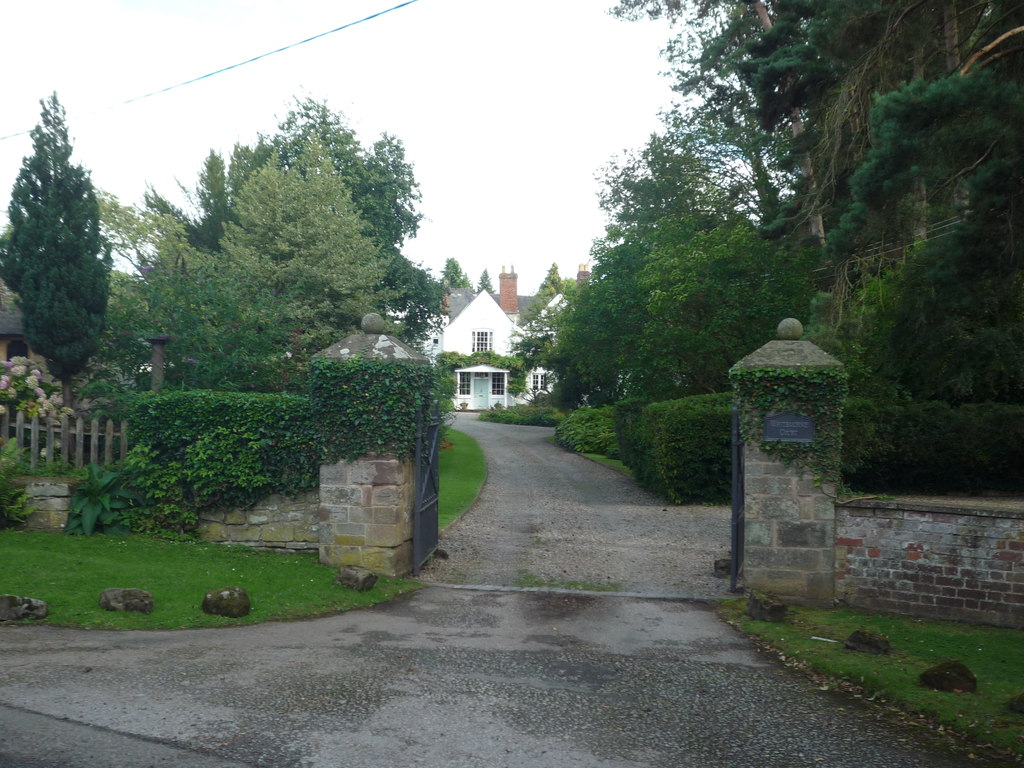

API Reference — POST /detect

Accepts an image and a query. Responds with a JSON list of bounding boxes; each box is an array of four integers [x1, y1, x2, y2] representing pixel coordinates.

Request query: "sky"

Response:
[[0, 0, 678, 295]]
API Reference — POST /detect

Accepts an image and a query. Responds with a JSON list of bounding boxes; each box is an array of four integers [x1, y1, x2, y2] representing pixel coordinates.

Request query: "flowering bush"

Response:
[[0, 357, 72, 419]]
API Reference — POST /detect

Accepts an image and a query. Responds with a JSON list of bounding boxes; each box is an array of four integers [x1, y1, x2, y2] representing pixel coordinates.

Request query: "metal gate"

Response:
[[730, 402, 745, 592], [412, 400, 441, 575]]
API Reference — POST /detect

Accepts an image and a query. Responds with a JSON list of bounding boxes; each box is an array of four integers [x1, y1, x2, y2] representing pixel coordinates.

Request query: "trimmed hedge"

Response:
[[124, 391, 322, 536], [614, 393, 733, 504], [842, 399, 1024, 493], [476, 405, 562, 427], [555, 406, 617, 456]]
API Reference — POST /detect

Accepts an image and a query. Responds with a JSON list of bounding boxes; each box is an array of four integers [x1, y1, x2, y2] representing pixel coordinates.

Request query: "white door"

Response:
[[471, 375, 490, 409]]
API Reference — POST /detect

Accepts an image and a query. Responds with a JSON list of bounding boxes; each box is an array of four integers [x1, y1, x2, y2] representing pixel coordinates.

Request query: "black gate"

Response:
[[730, 402, 745, 592], [412, 400, 441, 575]]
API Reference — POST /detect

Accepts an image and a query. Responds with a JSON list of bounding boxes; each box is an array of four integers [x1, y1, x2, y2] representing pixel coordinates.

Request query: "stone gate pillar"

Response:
[[731, 318, 846, 606], [314, 313, 431, 577]]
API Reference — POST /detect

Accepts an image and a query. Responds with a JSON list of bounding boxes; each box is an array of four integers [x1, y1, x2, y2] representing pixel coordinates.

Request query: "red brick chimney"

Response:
[[576, 263, 591, 285], [498, 265, 518, 314]]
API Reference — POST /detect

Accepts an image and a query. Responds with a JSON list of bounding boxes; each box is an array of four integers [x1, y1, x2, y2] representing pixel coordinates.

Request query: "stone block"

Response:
[[371, 486, 402, 506], [365, 523, 405, 548], [319, 461, 348, 486], [199, 522, 227, 541], [745, 520, 774, 547], [318, 504, 349, 523], [293, 524, 318, 543], [23, 509, 68, 531], [225, 509, 248, 525], [249, 514, 270, 525], [333, 534, 366, 547], [362, 541, 413, 576], [23, 482, 74, 497], [226, 525, 261, 542], [29, 497, 70, 512], [749, 497, 800, 521], [778, 521, 832, 548], [744, 546, 821, 570], [801, 495, 836, 521], [321, 486, 369, 506], [319, 544, 365, 569], [259, 523, 294, 543], [745, 475, 796, 496], [372, 506, 401, 525]]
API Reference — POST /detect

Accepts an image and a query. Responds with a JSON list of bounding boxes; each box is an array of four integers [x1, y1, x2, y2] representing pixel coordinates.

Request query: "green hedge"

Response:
[[124, 391, 322, 536], [614, 393, 733, 504], [843, 399, 1024, 493], [476, 405, 562, 427], [308, 356, 436, 461], [555, 406, 618, 456]]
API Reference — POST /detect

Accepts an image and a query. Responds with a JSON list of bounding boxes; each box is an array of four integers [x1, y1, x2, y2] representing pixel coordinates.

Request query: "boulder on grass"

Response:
[[201, 587, 251, 618], [844, 629, 891, 655], [0, 594, 48, 621], [99, 588, 154, 614], [334, 567, 378, 592], [747, 591, 787, 622], [1008, 692, 1024, 714], [919, 661, 977, 693]]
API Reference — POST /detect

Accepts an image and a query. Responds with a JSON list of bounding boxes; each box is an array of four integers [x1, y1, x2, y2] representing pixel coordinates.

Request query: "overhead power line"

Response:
[[0, 0, 423, 143]]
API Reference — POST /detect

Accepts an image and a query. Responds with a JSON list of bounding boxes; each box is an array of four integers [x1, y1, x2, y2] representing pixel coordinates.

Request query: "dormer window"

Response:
[[472, 330, 493, 352]]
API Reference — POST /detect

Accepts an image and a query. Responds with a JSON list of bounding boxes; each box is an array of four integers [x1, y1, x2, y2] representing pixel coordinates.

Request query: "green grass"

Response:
[[0, 530, 419, 630], [720, 599, 1024, 758], [439, 429, 485, 529], [581, 452, 632, 475]]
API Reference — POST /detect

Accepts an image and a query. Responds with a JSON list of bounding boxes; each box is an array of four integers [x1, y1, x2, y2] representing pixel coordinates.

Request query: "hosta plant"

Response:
[[66, 464, 141, 536]]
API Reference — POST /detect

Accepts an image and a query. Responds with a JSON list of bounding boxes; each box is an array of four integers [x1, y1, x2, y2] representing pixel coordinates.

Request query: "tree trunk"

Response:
[[62, 379, 75, 415]]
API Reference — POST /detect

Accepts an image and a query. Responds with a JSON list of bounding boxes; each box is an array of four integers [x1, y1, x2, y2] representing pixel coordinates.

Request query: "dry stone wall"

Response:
[[198, 491, 320, 552]]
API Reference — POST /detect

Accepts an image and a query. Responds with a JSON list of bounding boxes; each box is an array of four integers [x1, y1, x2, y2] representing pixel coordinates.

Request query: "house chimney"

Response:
[[576, 263, 591, 285], [499, 265, 518, 314]]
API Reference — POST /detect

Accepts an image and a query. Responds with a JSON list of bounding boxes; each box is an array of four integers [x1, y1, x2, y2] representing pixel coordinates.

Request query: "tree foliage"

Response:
[[0, 94, 111, 406]]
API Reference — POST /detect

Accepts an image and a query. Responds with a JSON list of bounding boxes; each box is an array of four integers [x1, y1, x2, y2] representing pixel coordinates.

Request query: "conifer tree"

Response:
[[477, 269, 494, 293], [0, 94, 111, 409]]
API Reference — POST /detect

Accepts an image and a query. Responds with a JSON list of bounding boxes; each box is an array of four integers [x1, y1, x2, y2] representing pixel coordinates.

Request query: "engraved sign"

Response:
[[763, 411, 815, 443]]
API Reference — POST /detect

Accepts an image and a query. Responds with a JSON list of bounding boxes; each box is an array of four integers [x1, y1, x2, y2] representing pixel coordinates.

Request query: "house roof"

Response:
[[446, 288, 543, 324], [0, 306, 25, 337]]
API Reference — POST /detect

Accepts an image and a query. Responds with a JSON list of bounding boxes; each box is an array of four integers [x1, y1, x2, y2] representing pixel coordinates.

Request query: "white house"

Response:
[[429, 266, 560, 409]]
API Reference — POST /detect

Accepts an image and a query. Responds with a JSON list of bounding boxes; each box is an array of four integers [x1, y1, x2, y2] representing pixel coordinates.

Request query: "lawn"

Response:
[[0, 530, 419, 630], [721, 599, 1024, 760], [438, 428, 485, 529]]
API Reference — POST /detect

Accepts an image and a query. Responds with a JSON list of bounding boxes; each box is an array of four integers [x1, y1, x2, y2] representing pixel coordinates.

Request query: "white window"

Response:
[[532, 373, 548, 391], [458, 373, 471, 395], [472, 330, 493, 352], [491, 372, 505, 396]]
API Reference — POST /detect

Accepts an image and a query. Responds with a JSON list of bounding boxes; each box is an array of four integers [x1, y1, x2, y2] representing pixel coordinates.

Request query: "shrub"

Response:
[[0, 357, 71, 420], [642, 393, 734, 504], [124, 391, 322, 536], [0, 440, 32, 528], [613, 399, 651, 486], [65, 464, 139, 536], [843, 400, 1024, 493], [476, 405, 562, 427], [555, 406, 617, 456]]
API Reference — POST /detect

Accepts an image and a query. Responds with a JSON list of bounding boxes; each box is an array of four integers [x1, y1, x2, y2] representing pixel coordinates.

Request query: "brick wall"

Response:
[[836, 500, 1024, 629]]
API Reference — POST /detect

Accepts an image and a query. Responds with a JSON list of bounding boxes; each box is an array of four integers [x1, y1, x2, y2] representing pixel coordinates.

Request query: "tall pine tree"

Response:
[[0, 94, 111, 409]]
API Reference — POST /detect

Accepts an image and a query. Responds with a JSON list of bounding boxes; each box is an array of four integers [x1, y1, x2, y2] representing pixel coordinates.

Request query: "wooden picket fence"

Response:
[[2, 411, 129, 469]]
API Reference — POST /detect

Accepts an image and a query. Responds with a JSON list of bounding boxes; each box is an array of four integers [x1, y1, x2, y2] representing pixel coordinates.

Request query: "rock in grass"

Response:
[[1008, 692, 1024, 714], [919, 660, 977, 693], [0, 594, 48, 621], [747, 591, 787, 622], [334, 567, 378, 592], [844, 629, 891, 655], [201, 586, 251, 618], [99, 588, 153, 614]]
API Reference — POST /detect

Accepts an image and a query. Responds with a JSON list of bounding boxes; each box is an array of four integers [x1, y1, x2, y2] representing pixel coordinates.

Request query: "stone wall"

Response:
[[836, 499, 1024, 629], [743, 448, 836, 604], [198, 491, 320, 552], [19, 478, 77, 531]]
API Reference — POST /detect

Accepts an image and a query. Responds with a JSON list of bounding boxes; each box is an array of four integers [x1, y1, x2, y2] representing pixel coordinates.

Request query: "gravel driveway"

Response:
[[419, 413, 733, 597]]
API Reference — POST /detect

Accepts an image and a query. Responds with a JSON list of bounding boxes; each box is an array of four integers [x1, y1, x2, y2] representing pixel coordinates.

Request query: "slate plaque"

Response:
[[763, 411, 815, 443]]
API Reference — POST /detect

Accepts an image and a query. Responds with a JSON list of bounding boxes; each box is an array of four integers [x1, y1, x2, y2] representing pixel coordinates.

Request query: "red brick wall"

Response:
[[835, 500, 1024, 628]]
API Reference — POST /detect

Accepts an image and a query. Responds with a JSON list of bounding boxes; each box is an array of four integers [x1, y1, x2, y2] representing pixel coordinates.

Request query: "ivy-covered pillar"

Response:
[[310, 314, 435, 577], [730, 318, 847, 606]]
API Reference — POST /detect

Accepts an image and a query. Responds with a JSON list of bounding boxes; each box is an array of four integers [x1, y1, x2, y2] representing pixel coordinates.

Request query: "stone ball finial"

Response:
[[777, 318, 804, 340], [361, 313, 386, 335]]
